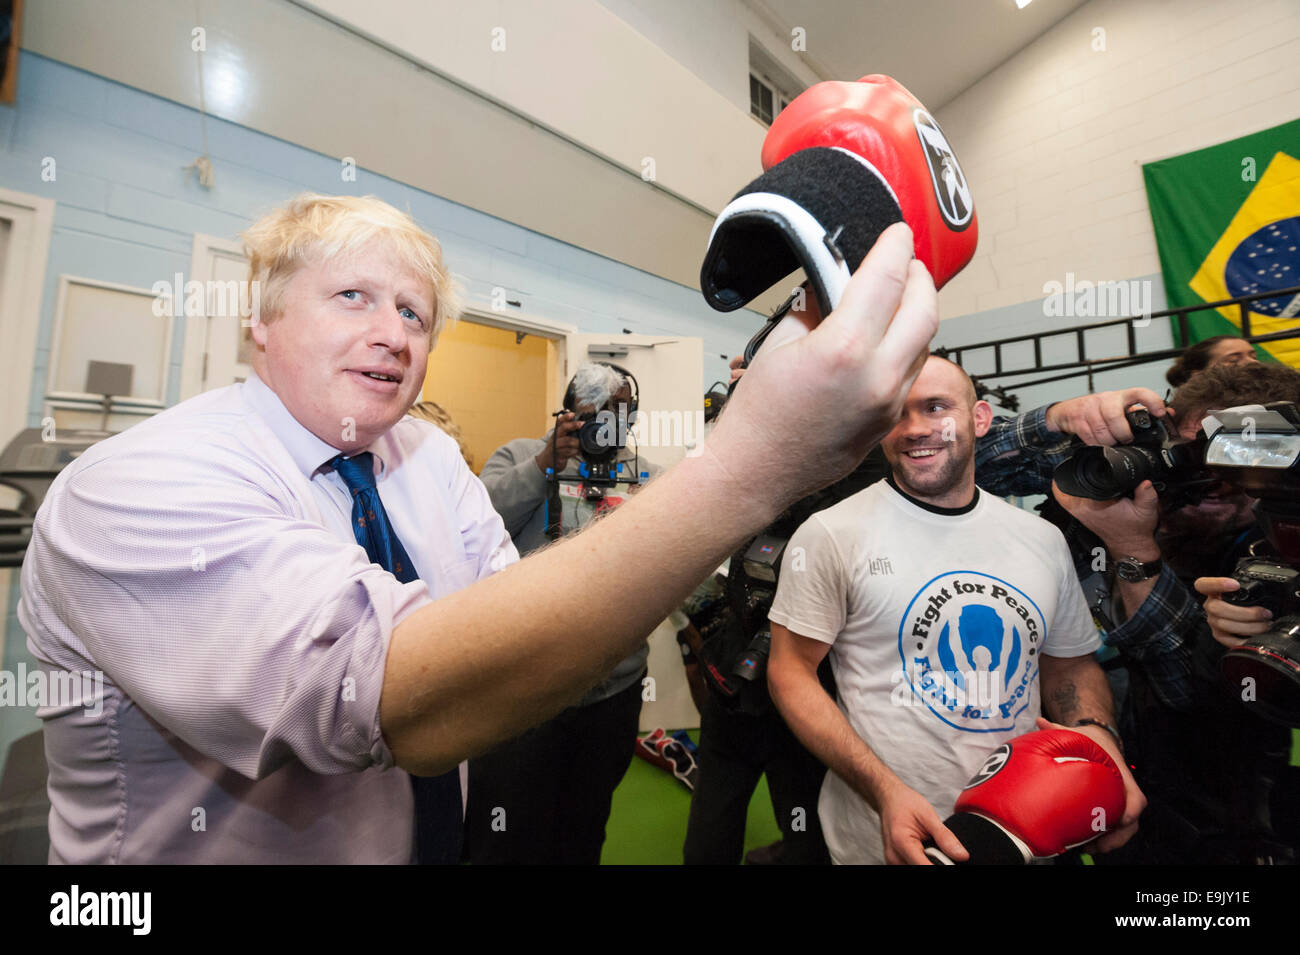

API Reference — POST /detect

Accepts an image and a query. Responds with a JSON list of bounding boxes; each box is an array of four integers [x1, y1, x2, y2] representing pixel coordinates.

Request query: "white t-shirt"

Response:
[[768, 480, 1100, 865]]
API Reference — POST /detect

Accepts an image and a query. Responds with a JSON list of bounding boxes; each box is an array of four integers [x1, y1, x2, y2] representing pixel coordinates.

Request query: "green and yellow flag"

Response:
[[1142, 120, 1300, 367]]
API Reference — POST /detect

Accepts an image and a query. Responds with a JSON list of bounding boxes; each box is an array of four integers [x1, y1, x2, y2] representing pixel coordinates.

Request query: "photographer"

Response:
[[977, 362, 1300, 863], [465, 361, 662, 864]]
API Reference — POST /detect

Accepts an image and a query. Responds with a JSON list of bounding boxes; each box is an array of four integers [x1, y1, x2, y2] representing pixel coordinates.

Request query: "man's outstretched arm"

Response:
[[381, 222, 939, 775]]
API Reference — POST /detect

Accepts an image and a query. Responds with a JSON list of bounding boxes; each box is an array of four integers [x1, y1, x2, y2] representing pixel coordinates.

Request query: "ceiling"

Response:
[[744, 0, 1091, 109]]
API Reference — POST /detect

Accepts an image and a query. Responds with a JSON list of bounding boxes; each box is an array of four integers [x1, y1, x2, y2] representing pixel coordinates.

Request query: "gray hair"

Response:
[[570, 362, 627, 410]]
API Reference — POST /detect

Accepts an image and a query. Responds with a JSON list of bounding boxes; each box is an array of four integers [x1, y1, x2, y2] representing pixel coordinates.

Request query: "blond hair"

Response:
[[241, 193, 461, 341], [408, 400, 474, 470]]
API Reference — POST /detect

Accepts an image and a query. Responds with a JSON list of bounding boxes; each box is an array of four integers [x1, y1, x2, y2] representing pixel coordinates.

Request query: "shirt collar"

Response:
[[242, 371, 391, 480], [885, 475, 980, 516]]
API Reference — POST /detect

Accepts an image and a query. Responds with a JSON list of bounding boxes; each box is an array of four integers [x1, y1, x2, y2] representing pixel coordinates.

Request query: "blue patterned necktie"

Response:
[[331, 451, 463, 865]]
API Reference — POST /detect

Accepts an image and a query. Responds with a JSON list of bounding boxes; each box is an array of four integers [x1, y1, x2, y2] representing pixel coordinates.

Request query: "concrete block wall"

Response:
[[928, 0, 1300, 412]]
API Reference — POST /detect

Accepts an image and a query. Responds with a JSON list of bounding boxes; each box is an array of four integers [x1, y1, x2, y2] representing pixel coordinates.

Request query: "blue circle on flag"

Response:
[[1224, 217, 1300, 317]]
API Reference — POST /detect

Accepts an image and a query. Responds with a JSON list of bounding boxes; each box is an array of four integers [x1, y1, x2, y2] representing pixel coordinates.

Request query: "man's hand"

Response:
[[1035, 716, 1144, 853], [1044, 388, 1170, 446], [1051, 478, 1161, 559], [1049, 479, 1165, 624], [708, 222, 938, 513], [877, 777, 968, 865], [1194, 576, 1272, 648], [534, 413, 582, 474], [728, 355, 746, 384]]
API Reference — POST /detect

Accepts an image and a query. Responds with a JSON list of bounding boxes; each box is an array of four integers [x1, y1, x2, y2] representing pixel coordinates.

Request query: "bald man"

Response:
[[767, 355, 1145, 865]]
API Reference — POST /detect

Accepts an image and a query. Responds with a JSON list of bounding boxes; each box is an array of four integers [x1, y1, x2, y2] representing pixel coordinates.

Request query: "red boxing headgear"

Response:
[[763, 74, 977, 290], [700, 74, 977, 319]]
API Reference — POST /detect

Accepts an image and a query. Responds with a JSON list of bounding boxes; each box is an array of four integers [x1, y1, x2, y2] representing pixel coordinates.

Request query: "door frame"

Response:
[[0, 187, 55, 440]]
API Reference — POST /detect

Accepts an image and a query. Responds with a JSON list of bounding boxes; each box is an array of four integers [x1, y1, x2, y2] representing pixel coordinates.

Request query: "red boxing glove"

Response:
[[762, 75, 977, 291], [701, 74, 977, 321], [925, 729, 1126, 865]]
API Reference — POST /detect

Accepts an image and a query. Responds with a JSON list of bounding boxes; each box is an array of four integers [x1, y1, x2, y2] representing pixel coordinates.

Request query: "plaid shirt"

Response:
[[974, 405, 1077, 498], [974, 405, 1202, 710], [1102, 565, 1205, 711]]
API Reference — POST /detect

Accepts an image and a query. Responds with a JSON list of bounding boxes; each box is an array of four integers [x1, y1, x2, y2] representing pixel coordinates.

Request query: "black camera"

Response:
[[1053, 407, 1210, 505], [548, 404, 640, 488], [695, 533, 789, 711], [572, 407, 627, 464], [1222, 558, 1300, 618], [1203, 402, 1300, 727], [1219, 542, 1300, 728]]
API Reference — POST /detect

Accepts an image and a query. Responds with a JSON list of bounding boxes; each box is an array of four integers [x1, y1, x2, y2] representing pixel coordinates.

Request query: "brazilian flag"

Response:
[[1142, 119, 1300, 367]]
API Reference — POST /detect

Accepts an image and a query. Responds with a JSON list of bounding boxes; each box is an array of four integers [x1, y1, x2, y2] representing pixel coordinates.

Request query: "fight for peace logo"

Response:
[[895, 570, 1043, 733]]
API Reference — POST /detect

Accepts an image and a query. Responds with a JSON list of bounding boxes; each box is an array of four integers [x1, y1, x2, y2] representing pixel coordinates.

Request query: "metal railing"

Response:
[[936, 284, 1300, 406]]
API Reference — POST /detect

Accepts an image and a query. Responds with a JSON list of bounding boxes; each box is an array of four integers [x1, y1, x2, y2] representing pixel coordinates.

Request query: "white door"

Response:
[[179, 234, 253, 399], [563, 333, 706, 731]]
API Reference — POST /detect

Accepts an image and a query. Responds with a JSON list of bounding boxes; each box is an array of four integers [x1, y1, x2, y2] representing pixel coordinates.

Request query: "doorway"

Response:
[[421, 316, 561, 474]]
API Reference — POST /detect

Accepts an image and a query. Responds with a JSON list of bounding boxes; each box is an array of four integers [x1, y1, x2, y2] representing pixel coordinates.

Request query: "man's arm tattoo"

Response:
[[1047, 679, 1081, 722]]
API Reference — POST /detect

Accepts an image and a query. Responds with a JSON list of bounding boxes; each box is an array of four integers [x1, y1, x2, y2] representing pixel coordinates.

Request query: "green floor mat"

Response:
[[600, 733, 783, 865]]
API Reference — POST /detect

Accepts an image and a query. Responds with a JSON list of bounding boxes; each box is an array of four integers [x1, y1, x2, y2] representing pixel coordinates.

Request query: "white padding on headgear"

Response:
[[705, 191, 853, 312]]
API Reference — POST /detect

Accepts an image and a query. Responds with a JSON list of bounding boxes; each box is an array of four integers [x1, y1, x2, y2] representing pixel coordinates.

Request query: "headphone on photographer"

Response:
[[562, 362, 640, 418]]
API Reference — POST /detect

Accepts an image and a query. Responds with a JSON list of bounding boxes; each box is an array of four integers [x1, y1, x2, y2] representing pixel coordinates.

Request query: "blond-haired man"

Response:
[[19, 195, 938, 863], [23, 194, 503, 863]]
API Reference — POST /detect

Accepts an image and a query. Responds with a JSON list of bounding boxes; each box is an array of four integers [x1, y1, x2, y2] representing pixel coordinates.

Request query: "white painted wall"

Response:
[[21, 0, 774, 297], [934, 0, 1300, 320], [299, 0, 767, 214], [597, 0, 822, 110]]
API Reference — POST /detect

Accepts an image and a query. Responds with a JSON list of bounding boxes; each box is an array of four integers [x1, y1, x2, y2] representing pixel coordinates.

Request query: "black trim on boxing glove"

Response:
[[923, 812, 1032, 866]]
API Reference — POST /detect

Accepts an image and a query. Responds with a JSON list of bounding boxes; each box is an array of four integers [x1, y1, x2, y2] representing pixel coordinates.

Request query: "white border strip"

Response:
[[707, 191, 853, 311]]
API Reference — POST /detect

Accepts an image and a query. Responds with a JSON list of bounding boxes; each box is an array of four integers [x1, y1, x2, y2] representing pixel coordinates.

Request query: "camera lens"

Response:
[[577, 417, 618, 462], [1053, 446, 1155, 500], [1221, 621, 1300, 727], [1077, 452, 1123, 494]]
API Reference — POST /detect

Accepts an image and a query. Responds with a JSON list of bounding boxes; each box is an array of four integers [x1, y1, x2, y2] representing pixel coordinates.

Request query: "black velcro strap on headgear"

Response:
[[700, 146, 904, 317]]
